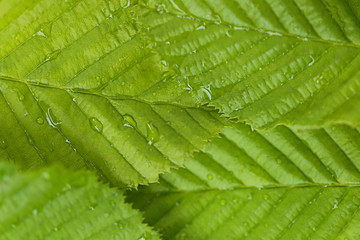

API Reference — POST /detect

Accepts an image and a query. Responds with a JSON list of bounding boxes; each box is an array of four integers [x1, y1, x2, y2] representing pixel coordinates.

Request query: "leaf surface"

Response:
[[0, 162, 159, 240], [127, 122, 360, 239], [0, 0, 227, 187], [140, 0, 360, 129]]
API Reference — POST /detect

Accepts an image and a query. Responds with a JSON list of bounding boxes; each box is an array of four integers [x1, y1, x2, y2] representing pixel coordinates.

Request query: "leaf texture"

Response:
[[0, 0, 228, 187], [128, 186, 360, 240], [0, 162, 159, 240], [127, 122, 360, 239], [140, 0, 360, 129]]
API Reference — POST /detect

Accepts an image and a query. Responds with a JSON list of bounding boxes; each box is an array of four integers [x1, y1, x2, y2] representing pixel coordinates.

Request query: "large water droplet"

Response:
[[146, 122, 159, 145], [13, 88, 24, 101], [123, 114, 137, 128], [89, 117, 103, 133], [45, 108, 61, 128], [0, 136, 8, 149]]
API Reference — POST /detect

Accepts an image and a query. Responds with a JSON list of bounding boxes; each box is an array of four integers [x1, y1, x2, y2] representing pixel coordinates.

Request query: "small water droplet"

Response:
[[146, 122, 159, 145], [200, 85, 212, 100], [42, 172, 50, 179], [32, 209, 38, 215], [308, 55, 315, 66], [220, 199, 227, 205], [0, 137, 8, 149], [123, 114, 137, 128], [263, 194, 269, 200], [89, 117, 103, 133], [54, 227, 58, 232], [176, 232, 187, 240], [161, 60, 169, 66], [45, 49, 61, 62], [36, 117, 44, 125], [89, 206, 95, 211], [13, 88, 24, 101], [207, 174, 213, 180], [35, 29, 48, 38]]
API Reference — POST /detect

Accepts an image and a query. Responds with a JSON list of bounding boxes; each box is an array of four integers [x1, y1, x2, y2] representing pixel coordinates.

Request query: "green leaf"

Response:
[[127, 122, 360, 239], [128, 186, 360, 240], [140, 0, 360, 129], [0, 0, 228, 187], [0, 162, 160, 240]]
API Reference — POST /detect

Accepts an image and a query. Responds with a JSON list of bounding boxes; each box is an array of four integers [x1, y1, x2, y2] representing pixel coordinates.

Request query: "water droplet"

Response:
[[54, 227, 58, 232], [42, 172, 50, 179], [333, 199, 339, 209], [0, 137, 8, 149], [161, 60, 169, 66], [45, 49, 61, 62], [308, 55, 315, 66], [13, 88, 24, 101], [35, 29, 48, 38], [176, 232, 187, 240], [146, 122, 159, 145], [89, 117, 103, 133], [32, 209, 38, 215], [114, 221, 124, 229], [200, 85, 212, 100], [123, 0, 130, 8], [123, 114, 137, 128], [207, 174, 213, 180], [45, 108, 61, 128], [220, 199, 227, 205], [263, 194, 269, 200], [89, 206, 95, 211], [36, 117, 44, 125]]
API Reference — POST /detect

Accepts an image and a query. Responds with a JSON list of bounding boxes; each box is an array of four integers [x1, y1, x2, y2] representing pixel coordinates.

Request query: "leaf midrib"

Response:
[[0, 75, 209, 111], [143, 183, 360, 195]]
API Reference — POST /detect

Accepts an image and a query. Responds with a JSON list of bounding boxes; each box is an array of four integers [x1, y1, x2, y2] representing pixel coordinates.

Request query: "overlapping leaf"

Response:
[[0, 162, 159, 240], [140, 0, 360, 129], [127, 122, 360, 239]]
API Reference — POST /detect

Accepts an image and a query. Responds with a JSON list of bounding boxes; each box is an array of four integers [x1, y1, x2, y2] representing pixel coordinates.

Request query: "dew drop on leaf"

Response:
[[13, 88, 24, 101], [45, 49, 61, 62], [36, 117, 44, 125], [45, 108, 61, 128], [220, 199, 227, 205], [146, 122, 159, 145], [89, 117, 103, 133], [0, 137, 8, 149], [123, 114, 137, 128], [207, 173, 213, 180]]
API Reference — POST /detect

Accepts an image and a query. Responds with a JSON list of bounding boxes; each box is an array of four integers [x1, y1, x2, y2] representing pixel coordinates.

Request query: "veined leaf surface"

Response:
[[140, 0, 360, 129], [0, 0, 227, 187], [0, 162, 159, 240], [127, 122, 360, 239]]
